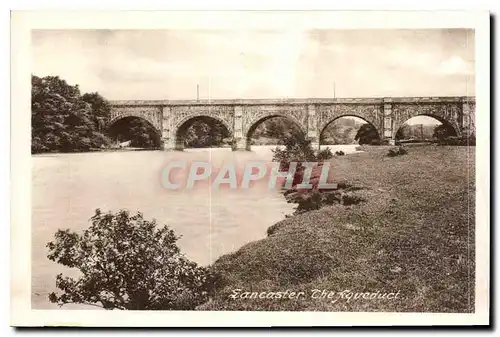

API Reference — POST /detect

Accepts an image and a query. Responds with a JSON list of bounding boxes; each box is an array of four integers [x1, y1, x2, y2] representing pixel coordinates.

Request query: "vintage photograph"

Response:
[[11, 11, 489, 327]]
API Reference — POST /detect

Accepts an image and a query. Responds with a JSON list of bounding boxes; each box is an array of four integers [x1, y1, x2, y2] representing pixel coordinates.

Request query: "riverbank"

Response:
[[201, 145, 475, 312]]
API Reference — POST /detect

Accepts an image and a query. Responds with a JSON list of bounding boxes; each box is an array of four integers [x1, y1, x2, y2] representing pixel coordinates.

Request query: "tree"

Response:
[[31, 75, 112, 153], [47, 209, 216, 310], [433, 124, 455, 140], [81, 92, 111, 131], [251, 117, 300, 143], [354, 123, 380, 145], [395, 124, 411, 140], [107, 117, 162, 149], [272, 132, 316, 170], [182, 119, 230, 148], [321, 118, 365, 145]]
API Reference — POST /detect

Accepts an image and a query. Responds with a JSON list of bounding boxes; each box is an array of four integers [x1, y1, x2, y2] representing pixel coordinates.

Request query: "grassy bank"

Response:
[[201, 145, 475, 312]]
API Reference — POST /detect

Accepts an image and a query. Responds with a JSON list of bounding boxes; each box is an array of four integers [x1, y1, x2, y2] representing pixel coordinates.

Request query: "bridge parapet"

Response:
[[109, 96, 475, 107]]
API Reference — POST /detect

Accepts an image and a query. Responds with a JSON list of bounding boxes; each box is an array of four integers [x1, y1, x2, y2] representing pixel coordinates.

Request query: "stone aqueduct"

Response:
[[109, 97, 476, 151]]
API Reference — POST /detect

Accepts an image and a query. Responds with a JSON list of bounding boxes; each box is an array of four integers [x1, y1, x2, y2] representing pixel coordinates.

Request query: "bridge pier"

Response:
[[461, 98, 476, 137], [307, 104, 320, 151], [232, 106, 248, 151], [161, 138, 175, 151], [383, 100, 394, 142], [160, 107, 176, 150], [232, 138, 247, 151]]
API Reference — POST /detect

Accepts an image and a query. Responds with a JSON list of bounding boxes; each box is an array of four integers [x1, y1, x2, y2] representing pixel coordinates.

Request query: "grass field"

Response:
[[200, 145, 476, 312]]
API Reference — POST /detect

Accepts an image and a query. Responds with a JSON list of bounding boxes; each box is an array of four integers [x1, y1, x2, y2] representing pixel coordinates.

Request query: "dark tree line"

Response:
[[31, 75, 112, 153]]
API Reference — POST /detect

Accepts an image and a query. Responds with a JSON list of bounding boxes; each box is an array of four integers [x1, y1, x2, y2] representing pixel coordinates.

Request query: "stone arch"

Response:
[[245, 113, 307, 151], [391, 103, 462, 138], [173, 114, 233, 150], [319, 114, 381, 145], [108, 114, 161, 130], [107, 115, 162, 148], [394, 114, 459, 140], [316, 104, 383, 138], [108, 107, 162, 131]]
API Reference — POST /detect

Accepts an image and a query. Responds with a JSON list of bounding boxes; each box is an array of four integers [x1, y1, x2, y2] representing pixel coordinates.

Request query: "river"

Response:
[[31, 144, 360, 309]]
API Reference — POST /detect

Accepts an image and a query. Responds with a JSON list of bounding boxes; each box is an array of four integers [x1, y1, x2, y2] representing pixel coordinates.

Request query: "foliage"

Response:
[[396, 123, 440, 141], [433, 124, 457, 141], [183, 119, 230, 148], [437, 136, 476, 146], [81, 92, 112, 131], [31, 75, 112, 153], [335, 150, 345, 156], [354, 123, 380, 145], [317, 147, 334, 161], [285, 188, 363, 214], [320, 118, 365, 145], [108, 117, 162, 149], [47, 209, 216, 310], [387, 146, 408, 157], [251, 117, 299, 141], [271, 132, 317, 170]]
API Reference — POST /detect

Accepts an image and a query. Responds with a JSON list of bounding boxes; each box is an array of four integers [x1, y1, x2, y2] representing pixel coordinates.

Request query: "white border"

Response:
[[10, 10, 490, 327]]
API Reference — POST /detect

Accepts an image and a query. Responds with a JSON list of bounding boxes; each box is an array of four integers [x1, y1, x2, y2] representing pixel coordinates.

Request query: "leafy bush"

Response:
[[47, 209, 216, 310], [335, 150, 345, 156], [286, 189, 364, 214], [317, 147, 334, 161], [272, 133, 317, 170], [387, 146, 408, 157]]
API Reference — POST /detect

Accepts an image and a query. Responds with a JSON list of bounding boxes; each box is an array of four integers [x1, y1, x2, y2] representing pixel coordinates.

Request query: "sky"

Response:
[[32, 29, 475, 103]]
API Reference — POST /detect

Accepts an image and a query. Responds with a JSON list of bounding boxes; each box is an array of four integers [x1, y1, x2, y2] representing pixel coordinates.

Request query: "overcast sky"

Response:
[[32, 29, 475, 101]]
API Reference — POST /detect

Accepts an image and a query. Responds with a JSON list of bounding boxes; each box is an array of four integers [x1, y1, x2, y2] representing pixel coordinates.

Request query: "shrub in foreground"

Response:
[[285, 189, 364, 214], [387, 146, 408, 157], [47, 209, 216, 310], [317, 147, 334, 161], [272, 133, 316, 170]]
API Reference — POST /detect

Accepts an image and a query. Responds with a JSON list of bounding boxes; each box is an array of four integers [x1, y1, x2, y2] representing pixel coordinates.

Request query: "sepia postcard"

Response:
[[10, 10, 490, 327]]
